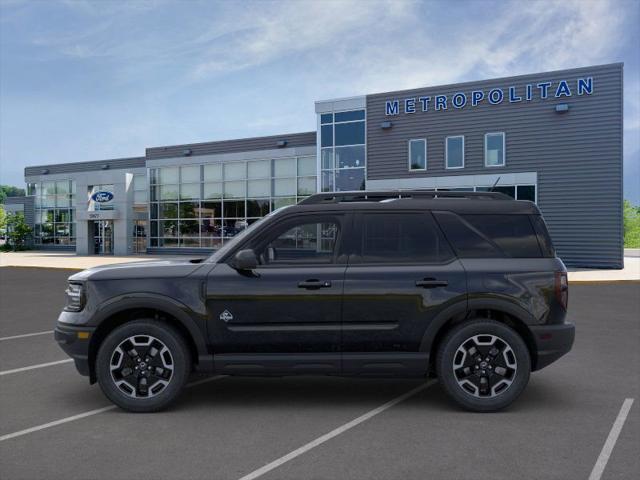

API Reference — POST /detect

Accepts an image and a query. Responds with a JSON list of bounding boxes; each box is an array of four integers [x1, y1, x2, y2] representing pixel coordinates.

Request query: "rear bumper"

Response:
[[54, 323, 95, 378], [530, 322, 575, 371]]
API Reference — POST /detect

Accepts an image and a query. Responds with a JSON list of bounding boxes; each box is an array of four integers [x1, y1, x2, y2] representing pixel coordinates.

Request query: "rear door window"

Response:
[[356, 212, 454, 263]]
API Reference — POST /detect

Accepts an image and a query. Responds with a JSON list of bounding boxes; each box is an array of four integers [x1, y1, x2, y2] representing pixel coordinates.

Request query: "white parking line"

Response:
[[588, 398, 635, 480], [0, 330, 53, 341], [0, 375, 225, 442], [0, 359, 73, 376], [238, 379, 437, 480]]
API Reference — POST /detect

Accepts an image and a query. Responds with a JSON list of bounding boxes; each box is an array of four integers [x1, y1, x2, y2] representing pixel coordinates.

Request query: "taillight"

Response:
[[555, 271, 568, 310]]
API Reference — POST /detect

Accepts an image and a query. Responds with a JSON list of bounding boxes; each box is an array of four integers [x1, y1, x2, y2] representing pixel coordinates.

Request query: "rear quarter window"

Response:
[[434, 212, 543, 258]]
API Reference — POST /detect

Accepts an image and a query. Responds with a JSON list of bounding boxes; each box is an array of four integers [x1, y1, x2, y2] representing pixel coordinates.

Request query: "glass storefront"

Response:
[[149, 156, 316, 248], [320, 110, 366, 192], [31, 180, 76, 245]]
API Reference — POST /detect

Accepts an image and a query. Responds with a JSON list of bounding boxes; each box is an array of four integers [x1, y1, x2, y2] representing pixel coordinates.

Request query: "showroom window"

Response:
[[31, 179, 76, 246], [408, 139, 427, 171], [320, 109, 366, 192], [446, 136, 464, 169], [149, 156, 317, 249], [485, 132, 505, 167]]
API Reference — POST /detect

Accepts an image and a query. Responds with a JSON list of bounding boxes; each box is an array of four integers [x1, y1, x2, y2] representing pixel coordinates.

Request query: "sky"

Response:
[[1, 0, 639, 202]]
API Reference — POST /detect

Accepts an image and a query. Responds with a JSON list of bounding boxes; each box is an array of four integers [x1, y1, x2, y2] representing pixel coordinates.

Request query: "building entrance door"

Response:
[[93, 220, 114, 255]]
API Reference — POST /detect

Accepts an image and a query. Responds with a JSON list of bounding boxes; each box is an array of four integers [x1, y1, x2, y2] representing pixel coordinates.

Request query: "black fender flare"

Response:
[[90, 293, 209, 360], [418, 299, 468, 353]]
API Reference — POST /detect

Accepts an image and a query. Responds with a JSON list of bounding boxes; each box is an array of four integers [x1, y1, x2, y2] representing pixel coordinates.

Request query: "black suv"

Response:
[[55, 190, 574, 413]]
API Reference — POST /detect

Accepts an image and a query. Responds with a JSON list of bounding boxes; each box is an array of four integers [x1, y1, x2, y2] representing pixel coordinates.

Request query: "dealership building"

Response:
[[9, 63, 623, 268]]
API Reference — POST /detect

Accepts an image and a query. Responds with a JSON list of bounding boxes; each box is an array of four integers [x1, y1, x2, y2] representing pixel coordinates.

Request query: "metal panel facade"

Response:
[[365, 63, 623, 268], [24, 157, 145, 177]]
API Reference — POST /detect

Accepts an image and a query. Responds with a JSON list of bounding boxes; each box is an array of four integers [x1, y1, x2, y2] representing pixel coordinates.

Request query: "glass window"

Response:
[[335, 122, 365, 146], [321, 149, 334, 170], [485, 133, 505, 167], [298, 177, 317, 195], [179, 220, 200, 237], [224, 181, 246, 198], [321, 125, 333, 147], [320, 113, 333, 124], [181, 165, 201, 183], [247, 179, 271, 197], [321, 171, 334, 192], [274, 177, 297, 196], [159, 167, 179, 184], [224, 162, 245, 181], [517, 185, 536, 202], [179, 202, 199, 218], [462, 214, 541, 257], [335, 110, 365, 122], [223, 200, 245, 218], [409, 139, 427, 170], [247, 199, 270, 217], [201, 201, 222, 219], [133, 175, 146, 191], [274, 158, 296, 177], [248, 160, 271, 179], [335, 145, 365, 169], [55, 180, 69, 195], [297, 156, 316, 176], [272, 197, 296, 210], [359, 213, 453, 263], [260, 220, 339, 265], [204, 164, 222, 182], [531, 215, 555, 257], [180, 183, 200, 200], [335, 168, 365, 191], [134, 190, 147, 204], [159, 202, 178, 218], [446, 136, 464, 169], [477, 186, 516, 198], [204, 182, 223, 199], [160, 185, 179, 200]]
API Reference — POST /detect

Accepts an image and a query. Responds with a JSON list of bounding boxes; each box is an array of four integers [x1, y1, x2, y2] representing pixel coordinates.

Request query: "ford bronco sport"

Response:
[[55, 190, 574, 412]]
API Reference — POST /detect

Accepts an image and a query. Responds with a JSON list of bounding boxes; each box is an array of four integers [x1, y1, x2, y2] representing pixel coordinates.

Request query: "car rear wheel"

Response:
[[96, 320, 191, 412], [436, 319, 530, 412]]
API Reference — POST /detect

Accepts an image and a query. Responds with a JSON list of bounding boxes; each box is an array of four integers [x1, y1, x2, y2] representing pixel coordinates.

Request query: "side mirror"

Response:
[[233, 249, 258, 271]]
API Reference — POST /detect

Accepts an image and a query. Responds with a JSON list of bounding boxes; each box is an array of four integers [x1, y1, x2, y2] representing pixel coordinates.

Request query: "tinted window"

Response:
[[359, 213, 454, 263], [260, 220, 339, 265], [335, 122, 365, 146], [335, 110, 365, 122], [435, 212, 542, 258], [530, 215, 555, 257]]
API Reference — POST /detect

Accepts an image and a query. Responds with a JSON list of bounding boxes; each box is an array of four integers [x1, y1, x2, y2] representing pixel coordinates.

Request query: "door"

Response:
[[341, 211, 466, 375], [93, 220, 114, 255], [206, 213, 348, 373]]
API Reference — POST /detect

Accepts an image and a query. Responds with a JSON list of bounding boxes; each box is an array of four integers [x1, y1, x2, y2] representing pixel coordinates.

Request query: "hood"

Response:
[[68, 259, 207, 282]]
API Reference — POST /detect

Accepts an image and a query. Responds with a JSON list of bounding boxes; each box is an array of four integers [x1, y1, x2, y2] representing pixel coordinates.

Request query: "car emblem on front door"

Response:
[[219, 310, 233, 322]]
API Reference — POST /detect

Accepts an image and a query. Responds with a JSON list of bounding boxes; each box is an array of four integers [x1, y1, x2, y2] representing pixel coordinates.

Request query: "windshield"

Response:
[[206, 206, 292, 263]]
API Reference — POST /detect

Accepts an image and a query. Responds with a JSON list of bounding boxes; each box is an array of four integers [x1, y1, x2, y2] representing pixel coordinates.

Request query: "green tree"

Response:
[[5, 212, 32, 251], [623, 199, 640, 248], [0, 205, 6, 232], [0, 185, 26, 204]]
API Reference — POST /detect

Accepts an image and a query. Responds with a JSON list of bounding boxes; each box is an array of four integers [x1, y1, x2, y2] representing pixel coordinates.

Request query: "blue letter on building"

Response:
[[419, 96, 431, 111], [405, 98, 416, 113], [435, 95, 448, 111], [452, 93, 467, 109], [577, 77, 593, 95], [385, 100, 399, 116], [471, 90, 484, 106], [488, 88, 504, 105], [555, 80, 572, 97], [509, 86, 522, 102], [537, 82, 552, 99]]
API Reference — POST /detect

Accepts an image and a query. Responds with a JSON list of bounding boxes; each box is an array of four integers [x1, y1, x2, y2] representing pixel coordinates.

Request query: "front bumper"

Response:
[[529, 322, 575, 371], [54, 323, 95, 378]]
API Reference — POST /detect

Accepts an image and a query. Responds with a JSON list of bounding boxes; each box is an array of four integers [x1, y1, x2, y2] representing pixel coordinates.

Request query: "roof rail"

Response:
[[298, 189, 512, 205]]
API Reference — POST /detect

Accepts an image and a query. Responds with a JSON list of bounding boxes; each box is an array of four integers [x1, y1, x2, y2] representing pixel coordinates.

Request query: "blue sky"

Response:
[[1, 0, 639, 202]]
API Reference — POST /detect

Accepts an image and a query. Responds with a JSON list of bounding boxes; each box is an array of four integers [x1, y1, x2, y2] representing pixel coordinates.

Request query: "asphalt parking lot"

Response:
[[0, 267, 638, 480]]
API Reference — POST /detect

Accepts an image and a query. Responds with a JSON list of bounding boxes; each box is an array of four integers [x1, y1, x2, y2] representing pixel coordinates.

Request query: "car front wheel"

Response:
[[96, 320, 191, 412], [436, 319, 531, 412]]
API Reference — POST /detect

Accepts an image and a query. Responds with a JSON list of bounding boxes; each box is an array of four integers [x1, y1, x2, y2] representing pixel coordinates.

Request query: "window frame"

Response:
[[445, 135, 465, 170], [408, 138, 427, 171], [484, 132, 506, 167]]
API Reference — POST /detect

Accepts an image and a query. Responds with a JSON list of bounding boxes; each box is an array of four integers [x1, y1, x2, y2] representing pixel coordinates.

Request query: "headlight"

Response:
[[65, 283, 85, 312]]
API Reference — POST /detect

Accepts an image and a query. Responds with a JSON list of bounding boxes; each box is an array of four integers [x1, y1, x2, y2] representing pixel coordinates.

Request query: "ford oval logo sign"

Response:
[[91, 191, 114, 203]]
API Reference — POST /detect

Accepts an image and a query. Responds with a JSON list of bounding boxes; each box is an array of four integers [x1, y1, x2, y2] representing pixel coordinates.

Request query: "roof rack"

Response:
[[298, 189, 512, 205]]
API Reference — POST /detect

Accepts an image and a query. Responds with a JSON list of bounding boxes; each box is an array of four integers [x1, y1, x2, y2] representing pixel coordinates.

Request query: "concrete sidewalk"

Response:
[[1, 250, 639, 283]]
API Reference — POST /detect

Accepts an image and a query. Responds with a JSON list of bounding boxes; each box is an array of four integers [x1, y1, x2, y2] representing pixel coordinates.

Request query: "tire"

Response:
[[96, 320, 191, 412], [436, 319, 530, 412]]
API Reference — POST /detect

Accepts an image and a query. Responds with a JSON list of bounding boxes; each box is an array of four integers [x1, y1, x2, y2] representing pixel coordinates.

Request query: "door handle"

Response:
[[298, 279, 332, 290], [415, 278, 448, 288]]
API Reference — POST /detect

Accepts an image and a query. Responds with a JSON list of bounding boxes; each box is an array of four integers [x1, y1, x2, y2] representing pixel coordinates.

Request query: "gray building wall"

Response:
[[365, 63, 623, 268]]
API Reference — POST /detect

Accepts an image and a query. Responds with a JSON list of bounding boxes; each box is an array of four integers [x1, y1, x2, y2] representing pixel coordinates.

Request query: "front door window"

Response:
[[93, 220, 114, 255]]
